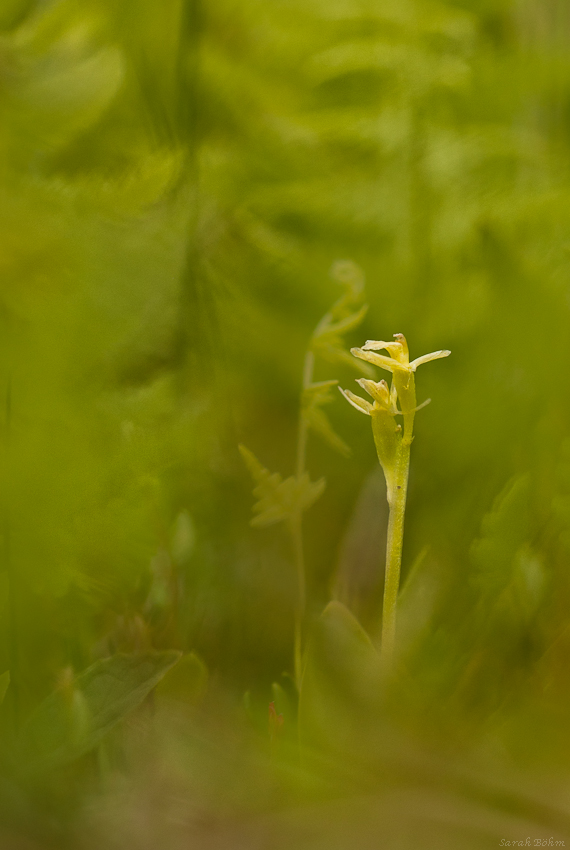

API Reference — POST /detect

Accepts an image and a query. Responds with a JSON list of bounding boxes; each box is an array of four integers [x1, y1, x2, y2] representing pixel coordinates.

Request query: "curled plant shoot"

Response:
[[340, 334, 450, 664], [241, 261, 370, 689]]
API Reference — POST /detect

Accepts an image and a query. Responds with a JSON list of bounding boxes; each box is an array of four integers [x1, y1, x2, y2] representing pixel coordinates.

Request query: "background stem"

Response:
[[296, 350, 314, 480], [291, 349, 314, 688], [290, 514, 306, 689]]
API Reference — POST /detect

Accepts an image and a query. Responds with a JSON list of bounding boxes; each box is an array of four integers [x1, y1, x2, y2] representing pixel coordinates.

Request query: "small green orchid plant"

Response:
[[340, 334, 450, 663]]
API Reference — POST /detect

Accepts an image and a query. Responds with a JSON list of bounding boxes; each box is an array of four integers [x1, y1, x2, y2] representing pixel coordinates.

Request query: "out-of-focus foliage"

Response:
[[2, 0, 570, 846], [17, 650, 180, 774], [239, 444, 325, 527]]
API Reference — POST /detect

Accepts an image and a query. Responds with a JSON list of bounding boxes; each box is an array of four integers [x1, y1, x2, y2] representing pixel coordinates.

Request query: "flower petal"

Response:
[[409, 350, 451, 370], [362, 339, 397, 351], [356, 378, 391, 407], [351, 347, 409, 373], [338, 387, 373, 415], [362, 338, 404, 357]]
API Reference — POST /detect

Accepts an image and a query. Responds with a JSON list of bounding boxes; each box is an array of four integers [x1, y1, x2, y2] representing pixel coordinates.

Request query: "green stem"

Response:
[[291, 349, 314, 688], [3, 373, 19, 729], [296, 350, 314, 480], [289, 514, 305, 690], [381, 396, 414, 664], [382, 438, 411, 663]]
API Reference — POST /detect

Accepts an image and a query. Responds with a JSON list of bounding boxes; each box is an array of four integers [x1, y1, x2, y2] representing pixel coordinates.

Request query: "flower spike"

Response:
[[340, 332, 450, 664], [351, 334, 450, 427]]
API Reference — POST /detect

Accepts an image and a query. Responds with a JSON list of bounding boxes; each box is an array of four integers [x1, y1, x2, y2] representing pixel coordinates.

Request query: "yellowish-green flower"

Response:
[[340, 377, 401, 503], [353, 333, 450, 375], [349, 333, 450, 441]]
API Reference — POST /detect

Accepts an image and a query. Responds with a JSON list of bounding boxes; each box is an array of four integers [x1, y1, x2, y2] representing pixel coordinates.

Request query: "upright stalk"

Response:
[[3, 360, 19, 728], [291, 350, 314, 688], [289, 513, 305, 689], [381, 386, 415, 664], [296, 351, 314, 480], [381, 437, 411, 662]]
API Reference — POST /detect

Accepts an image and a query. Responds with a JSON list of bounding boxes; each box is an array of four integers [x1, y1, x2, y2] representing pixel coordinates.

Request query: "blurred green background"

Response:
[[2, 0, 570, 847]]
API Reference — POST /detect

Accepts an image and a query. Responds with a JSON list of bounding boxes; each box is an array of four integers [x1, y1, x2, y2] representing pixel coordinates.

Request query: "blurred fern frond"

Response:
[[239, 444, 325, 528]]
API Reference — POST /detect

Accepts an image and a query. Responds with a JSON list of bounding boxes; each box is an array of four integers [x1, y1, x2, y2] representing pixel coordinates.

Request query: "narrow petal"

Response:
[[410, 349, 451, 370], [338, 387, 372, 415], [351, 347, 409, 373]]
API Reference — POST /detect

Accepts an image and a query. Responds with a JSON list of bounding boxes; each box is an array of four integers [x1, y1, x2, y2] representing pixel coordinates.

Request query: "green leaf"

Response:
[[239, 445, 325, 527], [396, 547, 441, 658], [314, 600, 378, 678], [18, 651, 180, 773], [299, 601, 380, 754], [333, 469, 387, 627]]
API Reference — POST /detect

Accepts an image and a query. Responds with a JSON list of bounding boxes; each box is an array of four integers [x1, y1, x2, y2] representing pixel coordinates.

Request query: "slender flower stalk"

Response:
[[340, 333, 450, 663]]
